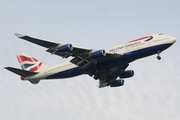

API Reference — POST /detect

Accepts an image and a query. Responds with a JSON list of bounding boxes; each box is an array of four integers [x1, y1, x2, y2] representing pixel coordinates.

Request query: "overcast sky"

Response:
[[1, 0, 180, 120]]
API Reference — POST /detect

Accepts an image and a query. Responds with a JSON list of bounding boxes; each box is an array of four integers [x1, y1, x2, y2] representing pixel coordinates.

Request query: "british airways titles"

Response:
[[109, 41, 141, 52]]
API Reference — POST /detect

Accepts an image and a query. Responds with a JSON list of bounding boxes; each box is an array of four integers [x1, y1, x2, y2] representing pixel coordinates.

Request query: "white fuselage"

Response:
[[25, 34, 176, 81]]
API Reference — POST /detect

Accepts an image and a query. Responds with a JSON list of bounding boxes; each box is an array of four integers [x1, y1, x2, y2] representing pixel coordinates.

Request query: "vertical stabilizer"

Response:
[[17, 53, 47, 72]]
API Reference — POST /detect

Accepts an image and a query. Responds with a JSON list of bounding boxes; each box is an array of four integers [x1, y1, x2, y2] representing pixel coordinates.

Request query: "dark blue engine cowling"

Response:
[[110, 79, 124, 87], [89, 50, 106, 58], [120, 70, 134, 78], [57, 44, 73, 52]]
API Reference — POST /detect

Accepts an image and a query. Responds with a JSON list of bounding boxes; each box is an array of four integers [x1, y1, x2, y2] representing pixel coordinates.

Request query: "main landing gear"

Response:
[[157, 51, 161, 60], [89, 68, 100, 80]]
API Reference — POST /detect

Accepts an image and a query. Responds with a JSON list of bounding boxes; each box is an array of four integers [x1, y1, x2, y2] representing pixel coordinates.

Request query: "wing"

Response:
[[95, 64, 129, 88], [15, 33, 122, 69], [70, 52, 121, 69], [15, 33, 91, 58]]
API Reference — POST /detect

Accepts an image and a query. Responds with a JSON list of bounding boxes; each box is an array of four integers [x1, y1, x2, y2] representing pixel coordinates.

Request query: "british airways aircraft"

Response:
[[5, 33, 176, 88]]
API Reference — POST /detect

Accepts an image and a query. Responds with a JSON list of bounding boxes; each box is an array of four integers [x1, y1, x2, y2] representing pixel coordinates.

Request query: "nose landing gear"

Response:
[[157, 56, 161, 60], [157, 51, 161, 60]]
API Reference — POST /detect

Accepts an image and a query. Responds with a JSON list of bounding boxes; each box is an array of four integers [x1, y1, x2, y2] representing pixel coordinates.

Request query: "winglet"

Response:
[[15, 33, 24, 38]]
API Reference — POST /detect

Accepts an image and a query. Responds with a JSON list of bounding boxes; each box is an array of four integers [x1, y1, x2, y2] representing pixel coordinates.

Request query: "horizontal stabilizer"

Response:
[[4, 67, 38, 77]]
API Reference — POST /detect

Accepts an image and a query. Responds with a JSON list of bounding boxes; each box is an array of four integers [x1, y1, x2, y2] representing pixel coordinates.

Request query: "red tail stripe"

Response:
[[18, 55, 38, 62], [30, 62, 42, 72]]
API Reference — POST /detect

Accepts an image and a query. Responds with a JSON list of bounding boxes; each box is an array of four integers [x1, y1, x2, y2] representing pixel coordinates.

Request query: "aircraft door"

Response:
[[148, 40, 152, 47], [125, 46, 129, 53], [45, 70, 52, 78]]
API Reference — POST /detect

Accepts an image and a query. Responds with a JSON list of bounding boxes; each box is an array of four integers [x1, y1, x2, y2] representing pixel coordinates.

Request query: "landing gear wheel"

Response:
[[157, 56, 161, 60], [93, 75, 100, 80], [89, 73, 93, 77], [157, 51, 161, 60]]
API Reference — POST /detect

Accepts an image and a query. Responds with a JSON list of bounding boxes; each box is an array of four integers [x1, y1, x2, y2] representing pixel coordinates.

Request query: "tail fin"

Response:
[[17, 53, 47, 72]]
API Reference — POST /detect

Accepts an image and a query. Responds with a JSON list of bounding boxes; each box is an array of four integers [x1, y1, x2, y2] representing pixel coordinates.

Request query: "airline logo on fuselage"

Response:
[[128, 36, 153, 43], [109, 36, 153, 52]]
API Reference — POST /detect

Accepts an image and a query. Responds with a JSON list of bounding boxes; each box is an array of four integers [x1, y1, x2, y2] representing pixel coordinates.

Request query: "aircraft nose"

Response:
[[171, 37, 177, 44]]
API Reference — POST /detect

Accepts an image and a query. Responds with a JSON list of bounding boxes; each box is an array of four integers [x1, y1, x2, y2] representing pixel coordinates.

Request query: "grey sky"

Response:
[[1, 0, 180, 120]]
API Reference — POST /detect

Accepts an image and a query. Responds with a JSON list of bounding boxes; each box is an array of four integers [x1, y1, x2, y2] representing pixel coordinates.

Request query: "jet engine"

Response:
[[120, 70, 134, 78], [110, 79, 124, 87], [89, 49, 106, 58], [57, 44, 73, 52]]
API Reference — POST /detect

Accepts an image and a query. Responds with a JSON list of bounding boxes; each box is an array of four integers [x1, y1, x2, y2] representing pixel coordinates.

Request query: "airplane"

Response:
[[4, 33, 176, 88]]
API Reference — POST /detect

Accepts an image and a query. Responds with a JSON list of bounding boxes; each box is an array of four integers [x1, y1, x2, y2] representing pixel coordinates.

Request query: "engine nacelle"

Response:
[[57, 44, 73, 52], [120, 70, 134, 78], [110, 79, 124, 87], [89, 49, 106, 58]]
